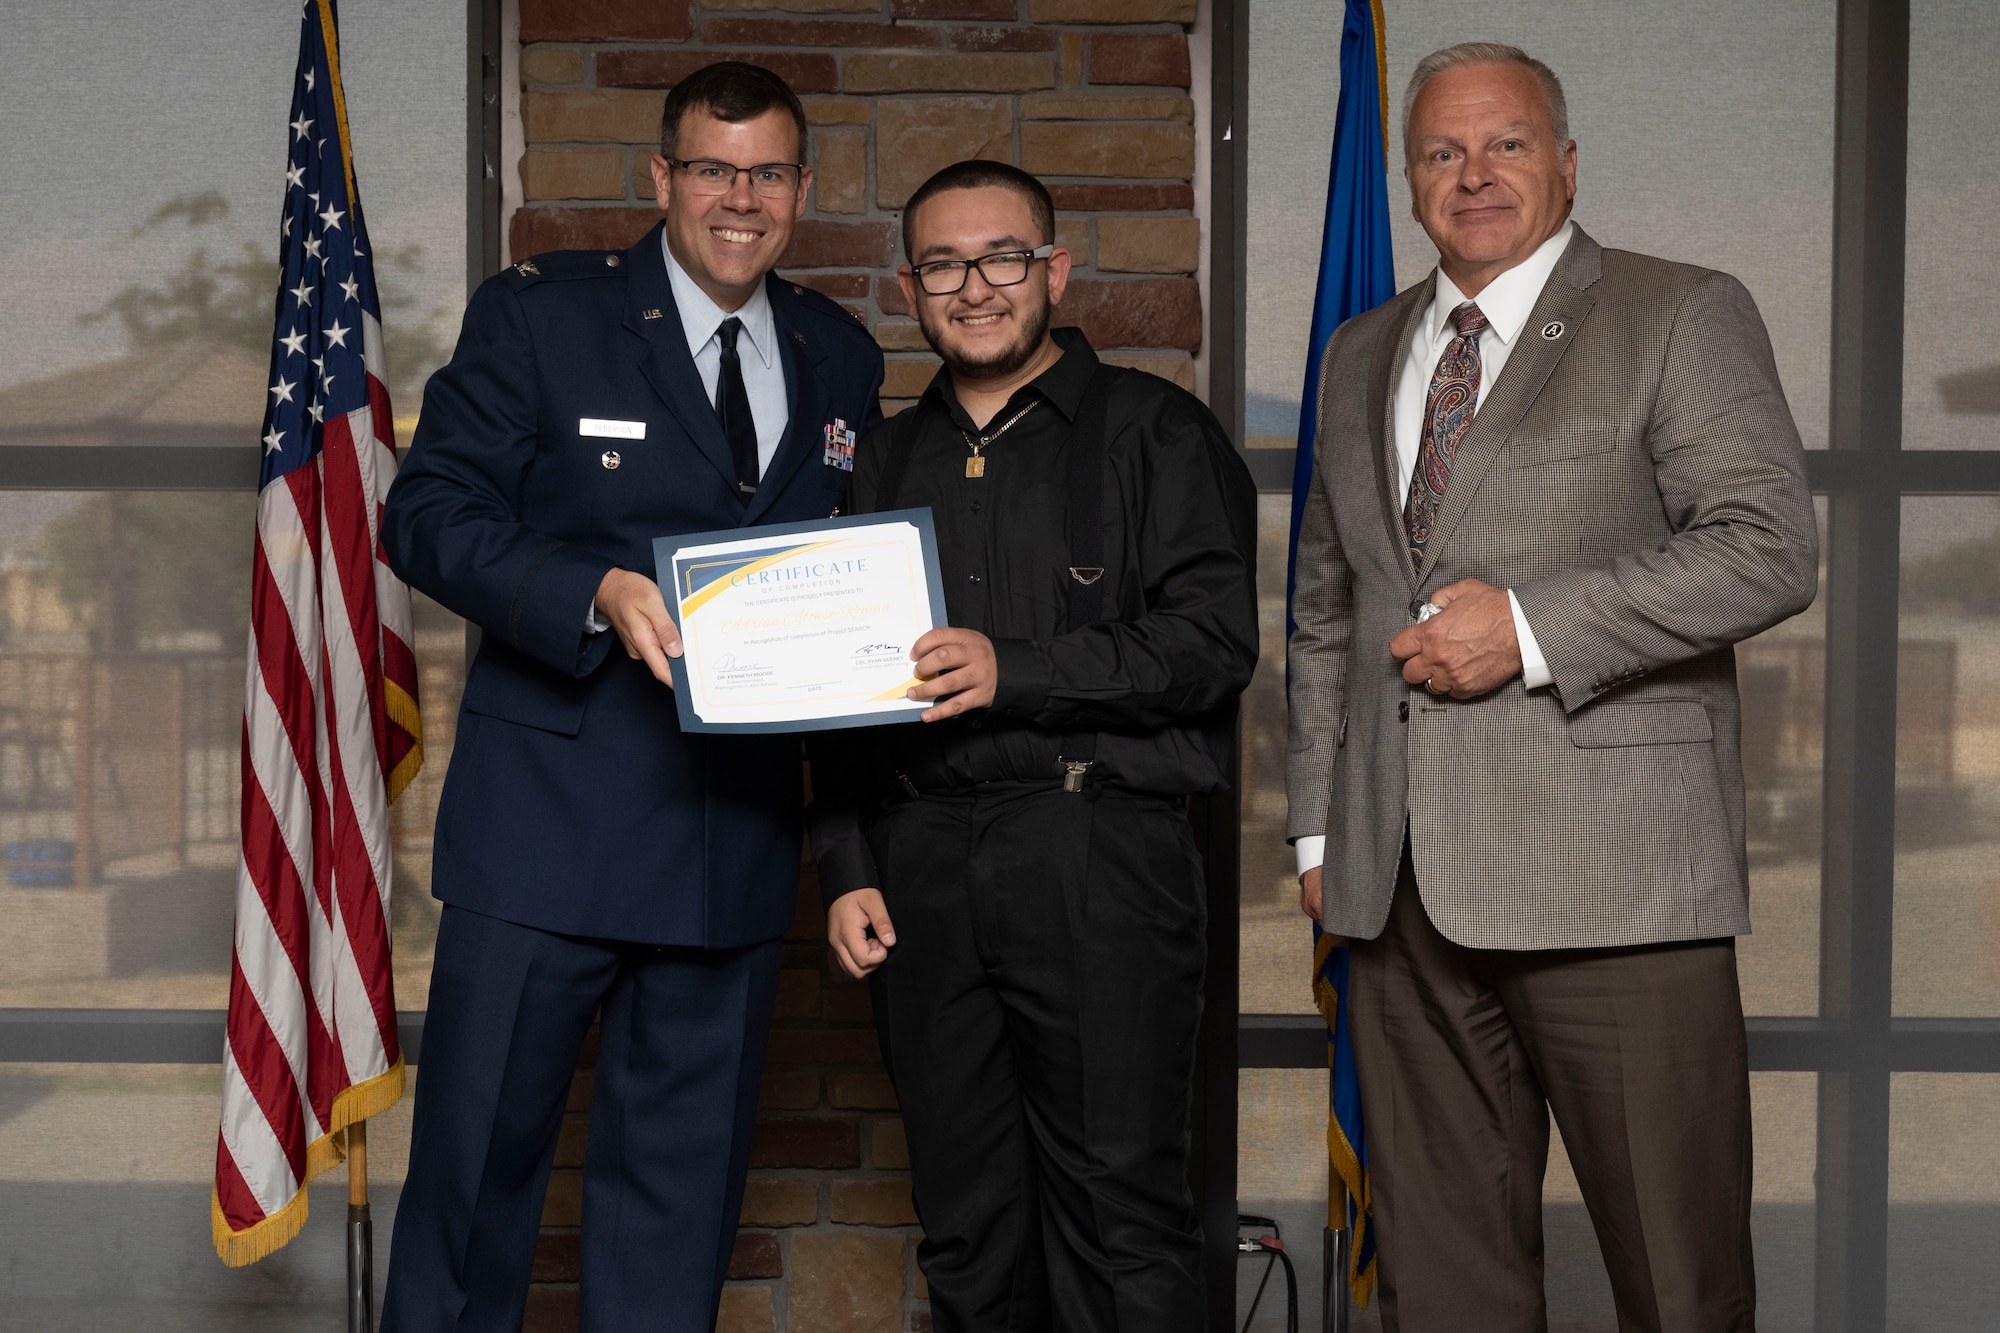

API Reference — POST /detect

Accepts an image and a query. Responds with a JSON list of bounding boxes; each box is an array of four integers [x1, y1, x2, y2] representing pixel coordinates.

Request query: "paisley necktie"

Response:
[[1403, 300, 1489, 570]]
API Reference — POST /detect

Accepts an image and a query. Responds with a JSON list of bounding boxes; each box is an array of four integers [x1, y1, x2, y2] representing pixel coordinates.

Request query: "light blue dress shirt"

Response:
[[586, 238, 796, 634]]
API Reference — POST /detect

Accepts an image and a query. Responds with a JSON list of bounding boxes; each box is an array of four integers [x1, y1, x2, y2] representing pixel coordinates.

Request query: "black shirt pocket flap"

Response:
[[1567, 698, 1712, 748]]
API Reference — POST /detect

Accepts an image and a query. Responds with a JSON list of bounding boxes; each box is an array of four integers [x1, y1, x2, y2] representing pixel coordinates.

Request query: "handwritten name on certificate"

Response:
[[654, 509, 949, 734]]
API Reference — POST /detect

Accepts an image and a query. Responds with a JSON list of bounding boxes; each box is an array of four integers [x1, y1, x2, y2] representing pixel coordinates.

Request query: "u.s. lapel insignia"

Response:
[[822, 418, 857, 472], [1540, 320, 1566, 340], [641, 307, 662, 320]]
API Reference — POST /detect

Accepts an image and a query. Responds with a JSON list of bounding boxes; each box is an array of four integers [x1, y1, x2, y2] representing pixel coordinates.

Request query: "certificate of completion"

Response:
[[654, 509, 948, 734]]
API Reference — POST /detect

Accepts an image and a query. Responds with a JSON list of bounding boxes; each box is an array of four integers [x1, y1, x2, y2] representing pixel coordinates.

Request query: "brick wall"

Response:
[[525, 870, 920, 1333], [512, 0, 1204, 422], [512, 3, 1202, 1330]]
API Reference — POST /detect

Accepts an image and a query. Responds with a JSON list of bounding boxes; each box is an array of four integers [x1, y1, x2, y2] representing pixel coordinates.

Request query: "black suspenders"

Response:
[[874, 368, 1119, 791]]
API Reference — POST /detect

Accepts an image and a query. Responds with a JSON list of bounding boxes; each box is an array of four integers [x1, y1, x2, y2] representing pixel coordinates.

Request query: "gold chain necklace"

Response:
[[959, 400, 1040, 479]]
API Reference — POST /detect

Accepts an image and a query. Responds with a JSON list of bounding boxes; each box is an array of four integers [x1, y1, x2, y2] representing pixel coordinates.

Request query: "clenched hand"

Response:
[[907, 626, 998, 722], [1388, 578, 1521, 699], [828, 888, 897, 979]]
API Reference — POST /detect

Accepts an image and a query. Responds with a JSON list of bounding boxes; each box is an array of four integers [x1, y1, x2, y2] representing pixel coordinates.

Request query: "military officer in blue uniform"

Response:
[[379, 62, 884, 1332]]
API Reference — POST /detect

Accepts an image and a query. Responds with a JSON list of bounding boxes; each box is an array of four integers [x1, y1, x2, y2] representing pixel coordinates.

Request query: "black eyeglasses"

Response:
[[909, 245, 1056, 296], [667, 158, 804, 199]]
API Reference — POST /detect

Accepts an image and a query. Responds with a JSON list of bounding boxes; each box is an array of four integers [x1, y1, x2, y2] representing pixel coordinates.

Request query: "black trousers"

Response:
[[865, 784, 1209, 1333], [381, 905, 781, 1333], [1347, 846, 1755, 1333]]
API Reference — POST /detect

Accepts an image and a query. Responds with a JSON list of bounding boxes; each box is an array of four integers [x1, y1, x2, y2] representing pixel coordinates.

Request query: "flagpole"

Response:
[[1323, 1157, 1350, 1333], [347, 1121, 374, 1333]]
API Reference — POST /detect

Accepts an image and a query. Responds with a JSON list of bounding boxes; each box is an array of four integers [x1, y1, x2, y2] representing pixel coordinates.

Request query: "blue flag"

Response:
[[1285, 0, 1397, 1310]]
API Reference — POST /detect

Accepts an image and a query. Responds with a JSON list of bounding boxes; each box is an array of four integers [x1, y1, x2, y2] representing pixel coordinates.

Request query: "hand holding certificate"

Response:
[[654, 509, 949, 733]]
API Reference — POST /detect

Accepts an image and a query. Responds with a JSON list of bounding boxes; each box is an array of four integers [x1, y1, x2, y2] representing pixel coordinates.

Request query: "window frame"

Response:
[[11, 4, 1993, 1328], [0, 0, 500, 1059], [1224, 2, 1998, 1328]]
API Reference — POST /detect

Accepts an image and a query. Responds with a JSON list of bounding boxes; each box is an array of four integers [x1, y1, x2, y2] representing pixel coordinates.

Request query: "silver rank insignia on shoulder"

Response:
[[514, 259, 539, 276]]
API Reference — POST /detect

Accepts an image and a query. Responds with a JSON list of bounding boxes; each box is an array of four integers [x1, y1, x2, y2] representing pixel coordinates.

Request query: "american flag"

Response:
[[212, 0, 424, 1266]]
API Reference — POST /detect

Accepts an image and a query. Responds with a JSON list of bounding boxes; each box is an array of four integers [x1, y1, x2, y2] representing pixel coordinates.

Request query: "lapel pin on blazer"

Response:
[[1541, 320, 1567, 340], [600, 451, 621, 470], [641, 308, 662, 320]]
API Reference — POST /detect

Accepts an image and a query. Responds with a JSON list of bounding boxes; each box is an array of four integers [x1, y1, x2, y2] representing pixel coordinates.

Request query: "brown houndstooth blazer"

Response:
[[1285, 226, 1818, 949]]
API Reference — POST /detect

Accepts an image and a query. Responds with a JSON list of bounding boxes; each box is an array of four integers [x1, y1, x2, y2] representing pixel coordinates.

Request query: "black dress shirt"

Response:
[[808, 328, 1258, 900]]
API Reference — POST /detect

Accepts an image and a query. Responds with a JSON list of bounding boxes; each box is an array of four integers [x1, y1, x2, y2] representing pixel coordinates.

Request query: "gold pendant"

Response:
[[965, 455, 985, 479]]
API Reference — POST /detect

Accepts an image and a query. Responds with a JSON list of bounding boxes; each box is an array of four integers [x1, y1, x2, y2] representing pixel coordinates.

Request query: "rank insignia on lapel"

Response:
[[822, 418, 857, 472]]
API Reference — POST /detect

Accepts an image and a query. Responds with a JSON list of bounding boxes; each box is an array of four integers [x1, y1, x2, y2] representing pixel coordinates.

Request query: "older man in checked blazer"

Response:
[[1287, 43, 1817, 1332]]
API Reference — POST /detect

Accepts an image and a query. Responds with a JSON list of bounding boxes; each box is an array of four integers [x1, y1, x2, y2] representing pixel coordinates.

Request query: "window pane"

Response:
[[1895, 497, 2000, 1017], [0, 0, 465, 444], [1384, 3, 1834, 451], [1237, 1069, 1347, 1331], [1239, 1069, 1817, 1331], [0, 1062, 412, 1326], [1736, 497, 1829, 1018], [1889, 1073, 2000, 1327], [1903, 0, 2000, 450], [1243, 1, 1342, 451], [1241, 494, 1315, 1014], [0, 493, 463, 1011], [1247, 0, 1835, 451]]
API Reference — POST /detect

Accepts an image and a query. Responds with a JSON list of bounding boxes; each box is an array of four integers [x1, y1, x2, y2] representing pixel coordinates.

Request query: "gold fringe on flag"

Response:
[[211, 1057, 406, 1267], [383, 676, 425, 802]]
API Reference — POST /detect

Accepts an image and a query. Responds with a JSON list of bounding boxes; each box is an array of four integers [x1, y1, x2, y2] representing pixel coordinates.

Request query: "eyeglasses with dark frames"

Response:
[[666, 158, 804, 199], [910, 245, 1057, 296]]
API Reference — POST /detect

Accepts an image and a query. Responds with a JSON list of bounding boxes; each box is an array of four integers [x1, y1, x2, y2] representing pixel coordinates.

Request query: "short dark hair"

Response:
[[901, 161, 1056, 264], [658, 61, 809, 162]]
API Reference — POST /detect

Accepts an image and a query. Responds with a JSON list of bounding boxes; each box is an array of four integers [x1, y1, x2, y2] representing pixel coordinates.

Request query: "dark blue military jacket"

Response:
[[385, 221, 885, 948]]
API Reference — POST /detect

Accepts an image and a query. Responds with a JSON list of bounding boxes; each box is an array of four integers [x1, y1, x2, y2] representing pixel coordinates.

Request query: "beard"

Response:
[[918, 294, 1052, 382]]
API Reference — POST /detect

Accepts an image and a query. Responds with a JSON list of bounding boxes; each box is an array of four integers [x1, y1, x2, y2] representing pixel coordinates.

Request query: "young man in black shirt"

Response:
[[809, 160, 1257, 1333]]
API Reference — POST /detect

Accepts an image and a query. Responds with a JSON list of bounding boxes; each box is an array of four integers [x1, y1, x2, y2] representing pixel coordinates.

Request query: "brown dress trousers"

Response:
[[1346, 847, 1756, 1333]]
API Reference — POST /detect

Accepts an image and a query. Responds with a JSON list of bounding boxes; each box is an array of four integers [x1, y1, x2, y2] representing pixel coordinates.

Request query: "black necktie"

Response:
[[715, 316, 760, 499]]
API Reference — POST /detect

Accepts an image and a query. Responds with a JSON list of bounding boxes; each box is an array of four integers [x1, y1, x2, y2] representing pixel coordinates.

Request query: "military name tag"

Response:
[[580, 418, 646, 440]]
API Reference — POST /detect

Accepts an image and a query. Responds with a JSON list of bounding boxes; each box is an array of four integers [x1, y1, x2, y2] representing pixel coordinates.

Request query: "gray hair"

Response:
[[1401, 43, 1570, 164]]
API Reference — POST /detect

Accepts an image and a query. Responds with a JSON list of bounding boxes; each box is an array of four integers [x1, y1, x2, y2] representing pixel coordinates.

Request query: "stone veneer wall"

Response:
[[512, 0, 1202, 420], [512, 2, 1201, 1330]]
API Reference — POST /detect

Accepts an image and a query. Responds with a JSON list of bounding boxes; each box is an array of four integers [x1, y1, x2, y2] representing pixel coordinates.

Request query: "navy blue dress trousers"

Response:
[[378, 221, 884, 1332]]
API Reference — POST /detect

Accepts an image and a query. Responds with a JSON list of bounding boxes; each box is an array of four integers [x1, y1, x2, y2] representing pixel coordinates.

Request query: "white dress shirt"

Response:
[[662, 237, 790, 476], [1296, 221, 1573, 879], [587, 240, 794, 633]]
